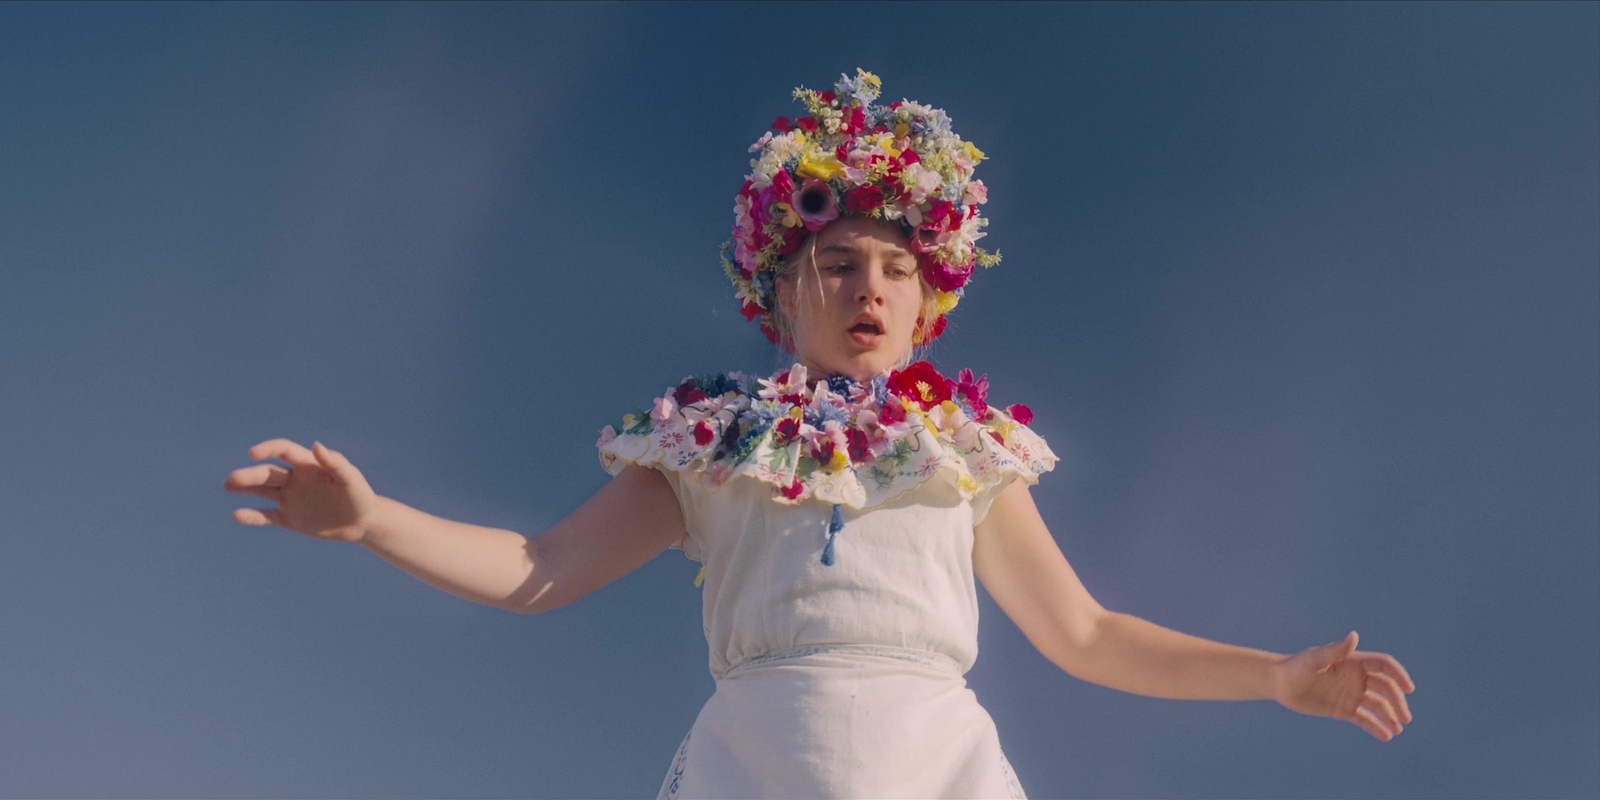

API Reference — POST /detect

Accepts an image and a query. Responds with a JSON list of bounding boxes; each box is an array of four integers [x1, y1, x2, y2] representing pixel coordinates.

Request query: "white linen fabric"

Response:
[[647, 466, 1029, 799]]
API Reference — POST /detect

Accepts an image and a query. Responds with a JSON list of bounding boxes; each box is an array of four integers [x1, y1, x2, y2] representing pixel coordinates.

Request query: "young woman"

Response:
[[224, 70, 1416, 799]]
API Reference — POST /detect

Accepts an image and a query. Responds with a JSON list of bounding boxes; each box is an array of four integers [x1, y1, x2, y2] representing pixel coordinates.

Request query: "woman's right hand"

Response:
[[225, 439, 379, 543]]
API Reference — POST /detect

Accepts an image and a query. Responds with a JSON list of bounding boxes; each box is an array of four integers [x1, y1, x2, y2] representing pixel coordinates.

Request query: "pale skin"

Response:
[[225, 216, 1416, 742]]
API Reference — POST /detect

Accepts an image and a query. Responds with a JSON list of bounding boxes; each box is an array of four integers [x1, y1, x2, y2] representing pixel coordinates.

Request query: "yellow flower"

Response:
[[776, 202, 802, 228], [621, 413, 637, 430], [935, 291, 959, 315], [693, 565, 706, 587], [963, 141, 986, 161], [957, 473, 982, 496], [894, 122, 910, 139], [991, 418, 1017, 447], [825, 448, 850, 473], [797, 152, 845, 181]]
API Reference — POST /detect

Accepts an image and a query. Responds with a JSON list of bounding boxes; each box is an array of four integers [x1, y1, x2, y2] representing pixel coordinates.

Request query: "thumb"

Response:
[[312, 441, 351, 480], [1316, 630, 1358, 666]]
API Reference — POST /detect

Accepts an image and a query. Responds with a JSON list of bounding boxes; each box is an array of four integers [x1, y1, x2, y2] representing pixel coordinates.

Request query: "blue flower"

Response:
[[825, 374, 861, 396]]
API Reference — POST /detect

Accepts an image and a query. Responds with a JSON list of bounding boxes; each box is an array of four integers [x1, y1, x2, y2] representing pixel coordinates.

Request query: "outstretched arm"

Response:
[[227, 439, 685, 615], [972, 478, 1415, 740]]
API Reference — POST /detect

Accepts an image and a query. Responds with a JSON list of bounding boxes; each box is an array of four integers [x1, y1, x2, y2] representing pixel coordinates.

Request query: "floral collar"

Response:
[[597, 361, 1054, 511]]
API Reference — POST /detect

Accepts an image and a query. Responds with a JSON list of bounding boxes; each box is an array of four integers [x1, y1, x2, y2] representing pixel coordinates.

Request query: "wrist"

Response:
[[1265, 652, 1292, 703], [358, 495, 400, 548]]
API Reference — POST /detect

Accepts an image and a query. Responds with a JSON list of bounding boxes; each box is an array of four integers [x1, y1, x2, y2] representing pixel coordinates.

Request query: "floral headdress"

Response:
[[723, 68, 1001, 347]]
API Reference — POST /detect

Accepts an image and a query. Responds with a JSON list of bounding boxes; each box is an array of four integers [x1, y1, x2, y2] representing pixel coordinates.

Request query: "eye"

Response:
[[825, 262, 855, 275], [886, 264, 914, 279]]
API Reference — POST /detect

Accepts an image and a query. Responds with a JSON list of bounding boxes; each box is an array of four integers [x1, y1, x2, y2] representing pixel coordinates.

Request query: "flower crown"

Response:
[[722, 69, 1001, 347]]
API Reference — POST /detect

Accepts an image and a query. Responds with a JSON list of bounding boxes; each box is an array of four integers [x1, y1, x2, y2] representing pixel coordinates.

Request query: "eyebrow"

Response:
[[815, 244, 915, 265]]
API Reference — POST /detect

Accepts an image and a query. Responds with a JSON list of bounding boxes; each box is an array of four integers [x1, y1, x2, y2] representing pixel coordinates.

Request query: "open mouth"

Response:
[[849, 321, 883, 335]]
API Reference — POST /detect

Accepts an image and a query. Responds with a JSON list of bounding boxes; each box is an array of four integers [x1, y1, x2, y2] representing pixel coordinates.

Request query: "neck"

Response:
[[794, 358, 894, 384]]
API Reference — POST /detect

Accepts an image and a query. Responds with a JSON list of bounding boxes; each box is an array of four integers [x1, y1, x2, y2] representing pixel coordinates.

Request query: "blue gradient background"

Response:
[[1, 2, 1595, 797]]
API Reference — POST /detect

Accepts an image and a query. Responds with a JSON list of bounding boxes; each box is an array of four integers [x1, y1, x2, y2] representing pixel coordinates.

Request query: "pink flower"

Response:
[[962, 180, 988, 205], [911, 199, 959, 253], [650, 396, 678, 422], [955, 368, 990, 419], [923, 259, 973, 292], [791, 179, 840, 231]]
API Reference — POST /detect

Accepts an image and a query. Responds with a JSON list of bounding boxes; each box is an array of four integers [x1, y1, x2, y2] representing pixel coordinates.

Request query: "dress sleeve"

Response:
[[596, 392, 716, 566], [965, 404, 1056, 526]]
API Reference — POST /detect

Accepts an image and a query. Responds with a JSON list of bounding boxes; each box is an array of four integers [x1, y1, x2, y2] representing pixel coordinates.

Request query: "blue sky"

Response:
[[1, 2, 1595, 797]]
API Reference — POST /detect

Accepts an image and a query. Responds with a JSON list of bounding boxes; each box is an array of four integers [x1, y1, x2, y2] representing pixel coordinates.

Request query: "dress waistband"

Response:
[[721, 644, 964, 680]]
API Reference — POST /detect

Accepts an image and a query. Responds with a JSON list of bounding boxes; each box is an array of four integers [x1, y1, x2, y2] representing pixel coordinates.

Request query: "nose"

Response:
[[855, 264, 888, 306]]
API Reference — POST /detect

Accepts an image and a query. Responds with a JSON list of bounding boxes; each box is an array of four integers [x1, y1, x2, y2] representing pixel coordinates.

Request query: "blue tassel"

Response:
[[821, 504, 844, 566]]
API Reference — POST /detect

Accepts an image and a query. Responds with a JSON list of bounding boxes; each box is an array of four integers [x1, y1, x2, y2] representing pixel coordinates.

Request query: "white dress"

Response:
[[597, 365, 1056, 799]]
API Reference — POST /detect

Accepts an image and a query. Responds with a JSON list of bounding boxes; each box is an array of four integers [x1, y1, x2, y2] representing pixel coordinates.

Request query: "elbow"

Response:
[[1041, 604, 1113, 678], [500, 536, 568, 616]]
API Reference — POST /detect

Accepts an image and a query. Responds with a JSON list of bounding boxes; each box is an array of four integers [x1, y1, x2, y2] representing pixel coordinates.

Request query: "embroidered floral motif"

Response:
[[598, 361, 1057, 511]]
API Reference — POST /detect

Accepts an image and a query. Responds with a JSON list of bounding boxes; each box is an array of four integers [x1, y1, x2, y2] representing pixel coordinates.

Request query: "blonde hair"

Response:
[[770, 232, 940, 372]]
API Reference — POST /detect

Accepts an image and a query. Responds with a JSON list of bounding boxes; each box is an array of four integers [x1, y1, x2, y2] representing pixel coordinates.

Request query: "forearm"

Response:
[[1067, 611, 1286, 701], [360, 495, 549, 614]]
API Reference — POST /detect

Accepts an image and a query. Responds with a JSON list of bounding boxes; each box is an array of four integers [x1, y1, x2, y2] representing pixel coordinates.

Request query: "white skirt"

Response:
[[658, 645, 1026, 799]]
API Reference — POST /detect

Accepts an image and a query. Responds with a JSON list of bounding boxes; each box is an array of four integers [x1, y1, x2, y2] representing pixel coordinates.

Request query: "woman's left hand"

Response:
[[1272, 631, 1416, 741]]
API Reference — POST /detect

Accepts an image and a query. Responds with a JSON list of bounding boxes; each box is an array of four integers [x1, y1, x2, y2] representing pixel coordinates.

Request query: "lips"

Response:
[[850, 313, 885, 334], [848, 313, 887, 347]]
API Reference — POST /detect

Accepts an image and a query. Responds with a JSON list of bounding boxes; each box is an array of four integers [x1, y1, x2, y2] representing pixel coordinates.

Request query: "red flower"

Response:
[[812, 439, 836, 465], [844, 185, 886, 213], [772, 116, 792, 133], [772, 417, 800, 445], [878, 398, 907, 425], [819, 90, 837, 104], [922, 199, 958, 234], [760, 319, 781, 344], [693, 421, 715, 446], [921, 314, 948, 342], [839, 106, 866, 135], [886, 361, 952, 410], [1007, 403, 1034, 425], [673, 381, 709, 406], [768, 169, 795, 200], [780, 479, 805, 501], [796, 116, 819, 134], [845, 428, 871, 462], [740, 301, 764, 322], [776, 224, 805, 255]]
